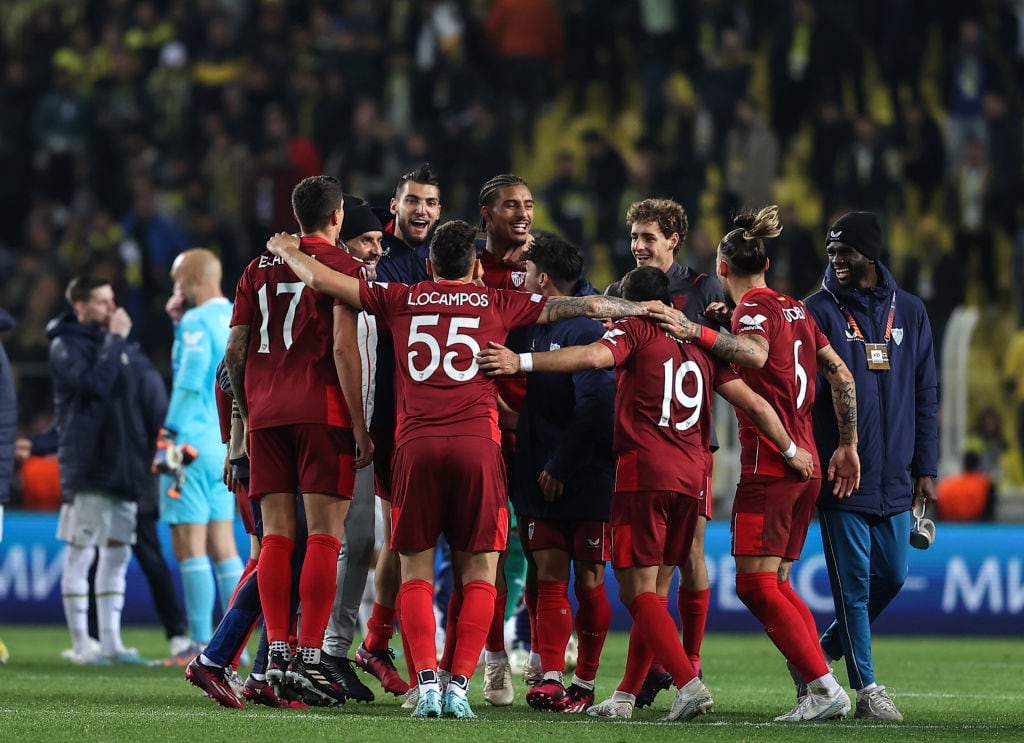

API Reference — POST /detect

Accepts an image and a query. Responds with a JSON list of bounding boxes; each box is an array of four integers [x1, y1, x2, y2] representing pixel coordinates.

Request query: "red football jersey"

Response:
[[478, 249, 528, 291], [231, 236, 365, 430], [358, 279, 547, 448], [730, 287, 829, 477], [599, 317, 738, 494]]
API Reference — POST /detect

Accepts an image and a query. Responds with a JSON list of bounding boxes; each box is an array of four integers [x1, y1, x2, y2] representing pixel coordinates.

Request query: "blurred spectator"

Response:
[[966, 405, 1007, 486], [833, 115, 899, 213], [563, 0, 625, 114], [581, 128, 627, 257], [484, 0, 564, 148], [770, 203, 819, 299], [722, 97, 779, 218], [810, 98, 850, 215], [700, 26, 753, 162], [947, 135, 997, 297], [936, 451, 996, 522], [31, 59, 89, 205], [636, 0, 685, 131], [146, 42, 193, 150], [123, 0, 176, 79], [542, 151, 591, 254], [893, 96, 946, 214], [943, 18, 999, 170], [1002, 324, 1024, 474]]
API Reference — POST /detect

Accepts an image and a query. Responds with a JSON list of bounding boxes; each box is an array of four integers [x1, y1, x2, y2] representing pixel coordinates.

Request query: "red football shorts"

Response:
[[731, 475, 821, 560], [523, 517, 611, 563], [390, 435, 508, 553], [699, 466, 713, 520], [248, 423, 355, 499], [610, 490, 699, 570]]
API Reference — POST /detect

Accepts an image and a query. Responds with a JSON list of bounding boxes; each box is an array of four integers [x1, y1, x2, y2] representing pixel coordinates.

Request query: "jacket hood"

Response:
[[46, 312, 103, 341], [0, 308, 14, 333]]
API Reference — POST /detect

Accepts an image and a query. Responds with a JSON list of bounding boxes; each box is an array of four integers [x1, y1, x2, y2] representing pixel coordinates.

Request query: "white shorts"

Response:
[[57, 494, 137, 547]]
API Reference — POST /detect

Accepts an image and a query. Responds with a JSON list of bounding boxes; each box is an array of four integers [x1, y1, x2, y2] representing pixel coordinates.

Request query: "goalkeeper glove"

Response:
[[152, 427, 198, 498]]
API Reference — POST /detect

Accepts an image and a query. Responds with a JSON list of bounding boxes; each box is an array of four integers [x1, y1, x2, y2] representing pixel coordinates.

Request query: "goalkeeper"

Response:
[[157, 249, 241, 660]]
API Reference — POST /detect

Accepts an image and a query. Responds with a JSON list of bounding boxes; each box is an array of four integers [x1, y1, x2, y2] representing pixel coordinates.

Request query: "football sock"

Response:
[[484, 592, 507, 652], [573, 582, 610, 682], [364, 602, 395, 651], [619, 619, 654, 695], [536, 580, 572, 673], [679, 587, 710, 670], [95, 544, 131, 655], [628, 592, 696, 688], [180, 555, 215, 644], [396, 590, 415, 683], [398, 579, 437, 674], [61, 545, 95, 654], [297, 534, 340, 648], [777, 578, 820, 650], [571, 674, 595, 691], [451, 580, 497, 678], [213, 556, 244, 615], [257, 534, 294, 643], [735, 572, 828, 682]]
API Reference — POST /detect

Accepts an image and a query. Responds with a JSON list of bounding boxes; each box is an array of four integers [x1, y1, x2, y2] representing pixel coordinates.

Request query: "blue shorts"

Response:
[[159, 440, 235, 524]]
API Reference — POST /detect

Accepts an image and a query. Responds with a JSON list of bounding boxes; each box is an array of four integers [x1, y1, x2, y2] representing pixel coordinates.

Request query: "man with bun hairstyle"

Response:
[[803, 211, 938, 721]]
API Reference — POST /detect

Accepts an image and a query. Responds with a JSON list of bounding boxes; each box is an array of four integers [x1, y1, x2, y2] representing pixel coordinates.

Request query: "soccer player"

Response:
[[506, 234, 615, 714], [225, 175, 367, 707], [647, 206, 861, 722], [468, 173, 534, 705], [157, 249, 239, 662], [359, 165, 444, 699], [606, 198, 724, 703], [265, 218, 647, 719], [478, 265, 814, 722]]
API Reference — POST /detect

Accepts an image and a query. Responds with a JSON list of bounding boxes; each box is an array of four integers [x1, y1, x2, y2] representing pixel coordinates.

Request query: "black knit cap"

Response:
[[341, 195, 383, 242], [826, 211, 882, 261]]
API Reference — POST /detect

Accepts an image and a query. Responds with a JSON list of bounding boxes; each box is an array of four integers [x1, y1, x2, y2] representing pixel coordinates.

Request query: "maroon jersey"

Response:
[[358, 279, 547, 448], [231, 236, 365, 430], [479, 248, 527, 290], [730, 287, 829, 477], [599, 317, 738, 494]]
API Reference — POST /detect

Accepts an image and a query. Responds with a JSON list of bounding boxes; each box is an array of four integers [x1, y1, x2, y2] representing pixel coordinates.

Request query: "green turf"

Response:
[[1, 626, 1022, 742]]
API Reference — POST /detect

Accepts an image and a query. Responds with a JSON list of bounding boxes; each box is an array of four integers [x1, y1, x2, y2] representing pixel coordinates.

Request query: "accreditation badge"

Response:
[[864, 342, 890, 370]]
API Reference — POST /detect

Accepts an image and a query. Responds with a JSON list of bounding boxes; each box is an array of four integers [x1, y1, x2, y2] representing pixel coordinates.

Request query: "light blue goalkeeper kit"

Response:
[[160, 296, 240, 644]]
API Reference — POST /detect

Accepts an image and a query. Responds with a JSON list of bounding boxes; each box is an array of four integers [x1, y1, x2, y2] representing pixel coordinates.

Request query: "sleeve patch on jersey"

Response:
[[182, 330, 205, 347], [530, 293, 543, 302], [602, 327, 626, 345], [737, 314, 767, 331]]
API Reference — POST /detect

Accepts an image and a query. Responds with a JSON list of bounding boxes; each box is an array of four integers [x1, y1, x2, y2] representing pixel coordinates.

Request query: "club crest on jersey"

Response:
[[511, 271, 526, 288], [549, 342, 561, 351], [892, 327, 903, 345], [738, 313, 767, 331]]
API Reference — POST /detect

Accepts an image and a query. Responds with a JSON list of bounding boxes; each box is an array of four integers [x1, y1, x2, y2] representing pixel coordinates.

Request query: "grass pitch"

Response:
[[0, 626, 1022, 742]]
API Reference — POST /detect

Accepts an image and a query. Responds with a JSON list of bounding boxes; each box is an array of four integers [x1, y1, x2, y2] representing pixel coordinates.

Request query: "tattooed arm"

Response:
[[818, 344, 860, 497], [224, 325, 250, 422], [645, 302, 767, 367], [539, 294, 646, 324]]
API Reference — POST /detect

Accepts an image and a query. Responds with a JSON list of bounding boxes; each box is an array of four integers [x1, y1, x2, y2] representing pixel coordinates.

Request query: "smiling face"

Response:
[[391, 181, 441, 247], [482, 184, 534, 257], [826, 242, 876, 289], [630, 220, 678, 273], [345, 231, 385, 267]]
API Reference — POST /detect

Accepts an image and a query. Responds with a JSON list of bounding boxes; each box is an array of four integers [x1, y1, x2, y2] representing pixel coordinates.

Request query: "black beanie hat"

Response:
[[826, 211, 881, 261], [341, 195, 383, 243]]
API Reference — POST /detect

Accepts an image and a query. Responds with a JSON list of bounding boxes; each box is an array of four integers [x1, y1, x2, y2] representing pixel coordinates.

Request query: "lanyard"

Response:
[[838, 292, 896, 343]]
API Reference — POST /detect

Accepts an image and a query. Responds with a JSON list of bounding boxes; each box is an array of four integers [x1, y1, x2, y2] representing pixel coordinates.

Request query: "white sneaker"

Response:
[[400, 686, 419, 710], [169, 635, 193, 657], [483, 661, 514, 706], [774, 685, 851, 722], [62, 637, 101, 660], [587, 690, 635, 719], [855, 686, 903, 721], [663, 678, 714, 722], [523, 657, 543, 687]]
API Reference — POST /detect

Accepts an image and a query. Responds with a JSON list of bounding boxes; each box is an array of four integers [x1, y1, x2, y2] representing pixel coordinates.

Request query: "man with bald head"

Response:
[[158, 248, 240, 662]]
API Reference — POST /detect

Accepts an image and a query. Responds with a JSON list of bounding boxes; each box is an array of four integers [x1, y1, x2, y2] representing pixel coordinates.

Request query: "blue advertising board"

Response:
[[1, 513, 1021, 635]]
